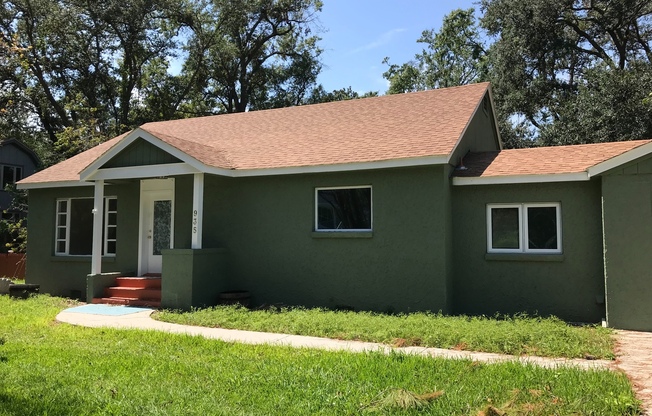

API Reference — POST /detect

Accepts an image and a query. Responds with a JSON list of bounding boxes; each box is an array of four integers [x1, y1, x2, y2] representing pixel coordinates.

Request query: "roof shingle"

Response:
[[20, 82, 490, 185], [454, 140, 652, 178]]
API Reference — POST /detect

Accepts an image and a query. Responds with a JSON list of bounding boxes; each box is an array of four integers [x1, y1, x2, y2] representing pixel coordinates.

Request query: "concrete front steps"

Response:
[[92, 276, 161, 307]]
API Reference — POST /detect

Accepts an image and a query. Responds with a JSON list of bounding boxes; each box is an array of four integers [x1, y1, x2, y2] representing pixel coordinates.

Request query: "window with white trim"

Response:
[[55, 197, 117, 256], [487, 203, 561, 253], [315, 186, 372, 231]]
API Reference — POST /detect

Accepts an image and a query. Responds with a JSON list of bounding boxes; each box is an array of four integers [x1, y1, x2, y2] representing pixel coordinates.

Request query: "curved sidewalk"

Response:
[[56, 307, 611, 370]]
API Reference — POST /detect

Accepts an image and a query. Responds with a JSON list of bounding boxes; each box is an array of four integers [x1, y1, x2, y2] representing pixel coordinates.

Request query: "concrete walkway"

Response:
[[56, 308, 652, 415], [56, 308, 611, 370]]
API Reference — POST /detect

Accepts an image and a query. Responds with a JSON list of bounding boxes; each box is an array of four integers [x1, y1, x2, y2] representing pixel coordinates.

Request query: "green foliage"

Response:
[[156, 306, 615, 359], [0, 295, 640, 415], [0, 184, 27, 253], [481, 0, 652, 144], [383, 8, 488, 94], [304, 85, 378, 104]]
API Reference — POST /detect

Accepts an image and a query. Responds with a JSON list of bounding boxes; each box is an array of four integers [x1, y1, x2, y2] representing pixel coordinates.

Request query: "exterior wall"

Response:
[[161, 248, 228, 309], [602, 156, 652, 331], [25, 182, 140, 299], [202, 165, 451, 313], [452, 180, 605, 323], [448, 93, 501, 167]]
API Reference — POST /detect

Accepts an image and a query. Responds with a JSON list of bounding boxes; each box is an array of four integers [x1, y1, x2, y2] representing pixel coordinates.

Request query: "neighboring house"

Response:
[[16, 82, 652, 331], [0, 139, 40, 252]]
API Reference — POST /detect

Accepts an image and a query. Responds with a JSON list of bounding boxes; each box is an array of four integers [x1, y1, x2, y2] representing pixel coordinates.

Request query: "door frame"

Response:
[[138, 178, 175, 275]]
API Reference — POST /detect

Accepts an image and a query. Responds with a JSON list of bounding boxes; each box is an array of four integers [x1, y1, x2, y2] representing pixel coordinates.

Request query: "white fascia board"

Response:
[[445, 90, 484, 165], [587, 141, 652, 177], [452, 172, 589, 186], [17, 180, 95, 190], [86, 163, 201, 181], [213, 155, 449, 178], [79, 128, 207, 181]]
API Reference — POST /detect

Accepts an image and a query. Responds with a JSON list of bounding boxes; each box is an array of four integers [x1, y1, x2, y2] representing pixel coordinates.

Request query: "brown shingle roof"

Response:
[[454, 140, 652, 178], [139, 82, 490, 170], [18, 83, 490, 186]]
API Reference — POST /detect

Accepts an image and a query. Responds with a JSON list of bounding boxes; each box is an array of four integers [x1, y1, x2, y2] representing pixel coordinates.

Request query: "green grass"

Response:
[[0, 295, 639, 415], [155, 306, 615, 359]]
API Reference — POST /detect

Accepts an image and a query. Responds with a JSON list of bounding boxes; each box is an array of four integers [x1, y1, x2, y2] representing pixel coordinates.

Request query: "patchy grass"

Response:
[[155, 306, 615, 360], [0, 295, 639, 415]]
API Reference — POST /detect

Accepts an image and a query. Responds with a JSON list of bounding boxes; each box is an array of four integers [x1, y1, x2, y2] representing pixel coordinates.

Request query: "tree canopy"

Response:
[[0, 0, 336, 163]]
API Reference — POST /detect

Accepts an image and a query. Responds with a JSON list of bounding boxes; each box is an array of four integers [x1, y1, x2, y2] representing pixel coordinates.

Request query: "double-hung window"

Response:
[[55, 197, 117, 256], [315, 186, 372, 231], [487, 203, 561, 253]]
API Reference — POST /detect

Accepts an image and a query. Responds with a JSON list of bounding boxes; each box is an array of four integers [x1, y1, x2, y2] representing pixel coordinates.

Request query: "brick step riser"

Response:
[[105, 287, 161, 300], [115, 278, 161, 289]]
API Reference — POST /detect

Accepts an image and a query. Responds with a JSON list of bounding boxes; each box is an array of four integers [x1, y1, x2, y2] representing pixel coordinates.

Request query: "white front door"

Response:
[[139, 179, 174, 275]]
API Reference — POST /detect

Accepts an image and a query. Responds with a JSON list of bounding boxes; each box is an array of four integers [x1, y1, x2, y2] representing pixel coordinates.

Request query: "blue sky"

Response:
[[316, 0, 478, 94]]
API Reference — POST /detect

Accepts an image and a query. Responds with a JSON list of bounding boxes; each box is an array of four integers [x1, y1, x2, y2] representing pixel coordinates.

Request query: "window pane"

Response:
[[57, 200, 68, 213], [107, 226, 117, 240], [527, 207, 558, 250], [69, 199, 94, 255], [56, 241, 66, 253], [15, 167, 22, 181], [107, 212, 117, 226], [106, 241, 116, 254], [491, 208, 520, 249], [108, 198, 117, 211], [317, 188, 371, 230], [153, 200, 172, 255], [2, 166, 13, 189], [57, 227, 66, 240]]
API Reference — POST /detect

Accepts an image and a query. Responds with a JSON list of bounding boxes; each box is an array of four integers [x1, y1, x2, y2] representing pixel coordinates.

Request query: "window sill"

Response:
[[485, 253, 564, 262], [311, 231, 373, 239], [51, 255, 116, 263]]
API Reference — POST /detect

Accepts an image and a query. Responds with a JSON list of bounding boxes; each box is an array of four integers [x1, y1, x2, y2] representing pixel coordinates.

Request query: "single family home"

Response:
[[17, 82, 652, 331]]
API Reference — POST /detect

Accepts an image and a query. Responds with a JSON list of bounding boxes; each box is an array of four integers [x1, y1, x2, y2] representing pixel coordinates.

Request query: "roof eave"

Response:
[[452, 172, 590, 186], [587, 140, 652, 177]]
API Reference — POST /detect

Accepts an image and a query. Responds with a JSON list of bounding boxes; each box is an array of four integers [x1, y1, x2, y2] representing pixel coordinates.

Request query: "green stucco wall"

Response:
[[202, 166, 452, 313], [448, 93, 501, 167], [602, 156, 652, 331], [161, 248, 228, 309], [452, 180, 605, 323], [25, 183, 140, 299]]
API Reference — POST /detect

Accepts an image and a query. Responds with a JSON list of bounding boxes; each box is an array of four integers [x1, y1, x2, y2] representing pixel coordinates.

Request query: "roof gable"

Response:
[[102, 138, 182, 169]]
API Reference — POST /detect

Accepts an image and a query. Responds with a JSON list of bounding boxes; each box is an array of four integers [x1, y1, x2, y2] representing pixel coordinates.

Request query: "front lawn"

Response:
[[155, 306, 615, 359], [0, 296, 638, 415]]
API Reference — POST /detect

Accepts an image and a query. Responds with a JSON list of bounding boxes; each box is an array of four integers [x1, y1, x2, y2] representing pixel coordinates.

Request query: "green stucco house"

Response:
[[17, 82, 652, 331]]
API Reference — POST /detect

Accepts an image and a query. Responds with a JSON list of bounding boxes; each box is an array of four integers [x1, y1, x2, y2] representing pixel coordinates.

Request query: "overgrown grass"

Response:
[[155, 306, 615, 359], [0, 296, 639, 415]]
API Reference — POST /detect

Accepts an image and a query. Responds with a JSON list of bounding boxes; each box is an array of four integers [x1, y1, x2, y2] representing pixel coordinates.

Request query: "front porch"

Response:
[[87, 248, 229, 310]]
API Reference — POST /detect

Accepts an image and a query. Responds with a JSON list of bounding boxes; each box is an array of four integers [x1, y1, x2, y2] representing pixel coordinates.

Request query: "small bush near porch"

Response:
[[156, 306, 615, 360], [0, 296, 638, 415]]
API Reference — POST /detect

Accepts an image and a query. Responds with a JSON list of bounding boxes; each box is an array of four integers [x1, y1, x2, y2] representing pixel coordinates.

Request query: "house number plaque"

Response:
[[192, 209, 198, 233]]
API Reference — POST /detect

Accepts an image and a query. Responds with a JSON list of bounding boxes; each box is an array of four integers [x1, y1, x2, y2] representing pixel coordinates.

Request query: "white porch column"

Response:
[[191, 173, 204, 249], [91, 180, 105, 275]]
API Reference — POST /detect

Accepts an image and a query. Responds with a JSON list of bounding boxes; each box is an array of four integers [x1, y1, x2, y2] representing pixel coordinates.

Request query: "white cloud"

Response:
[[348, 28, 407, 55]]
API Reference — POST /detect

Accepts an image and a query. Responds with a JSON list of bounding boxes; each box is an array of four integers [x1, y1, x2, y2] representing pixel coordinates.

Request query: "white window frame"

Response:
[[314, 185, 373, 232], [487, 203, 562, 254], [55, 196, 117, 256]]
